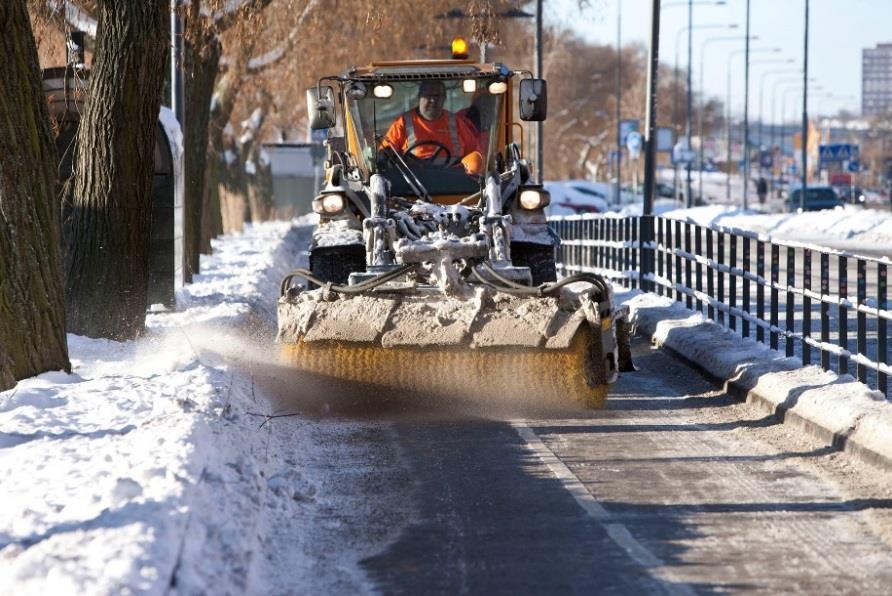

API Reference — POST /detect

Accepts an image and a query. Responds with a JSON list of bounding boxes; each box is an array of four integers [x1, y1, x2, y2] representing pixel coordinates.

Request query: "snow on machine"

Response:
[[277, 38, 632, 407]]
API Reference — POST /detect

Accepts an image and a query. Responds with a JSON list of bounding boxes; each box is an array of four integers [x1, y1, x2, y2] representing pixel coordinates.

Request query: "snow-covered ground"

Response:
[[0, 219, 326, 593], [664, 204, 892, 252]]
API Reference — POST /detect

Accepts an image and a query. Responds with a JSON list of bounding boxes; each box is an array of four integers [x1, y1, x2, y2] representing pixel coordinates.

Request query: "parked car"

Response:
[[787, 186, 844, 212], [832, 185, 866, 205], [544, 180, 610, 215]]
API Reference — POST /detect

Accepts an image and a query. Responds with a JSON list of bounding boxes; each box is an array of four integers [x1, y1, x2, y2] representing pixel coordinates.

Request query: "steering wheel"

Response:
[[404, 140, 453, 167]]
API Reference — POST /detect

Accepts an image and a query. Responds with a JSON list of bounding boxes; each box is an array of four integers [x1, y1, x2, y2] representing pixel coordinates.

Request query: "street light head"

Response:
[[772, 48, 782, 53], [728, 24, 739, 29]]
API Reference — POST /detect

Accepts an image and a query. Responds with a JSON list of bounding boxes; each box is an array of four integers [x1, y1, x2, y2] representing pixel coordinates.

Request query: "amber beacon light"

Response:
[[451, 36, 469, 59]]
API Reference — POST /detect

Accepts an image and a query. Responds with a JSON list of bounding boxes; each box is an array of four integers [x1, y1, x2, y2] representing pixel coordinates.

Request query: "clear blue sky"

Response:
[[546, 0, 890, 120]]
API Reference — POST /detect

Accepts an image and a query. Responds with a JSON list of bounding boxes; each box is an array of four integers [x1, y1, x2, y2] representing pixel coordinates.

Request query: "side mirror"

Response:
[[519, 78, 547, 121], [307, 85, 336, 130]]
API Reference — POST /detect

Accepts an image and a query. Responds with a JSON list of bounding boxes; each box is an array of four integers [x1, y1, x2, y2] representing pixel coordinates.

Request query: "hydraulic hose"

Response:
[[478, 262, 609, 299], [280, 264, 415, 297]]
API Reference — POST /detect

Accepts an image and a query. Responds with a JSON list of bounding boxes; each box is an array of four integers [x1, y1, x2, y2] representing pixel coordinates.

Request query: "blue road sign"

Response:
[[626, 131, 643, 158], [819, 143, 860, 166], [848, 159, 860, 173]]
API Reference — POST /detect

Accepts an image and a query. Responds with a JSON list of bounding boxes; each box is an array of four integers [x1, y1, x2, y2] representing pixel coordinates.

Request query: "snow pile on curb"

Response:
[[665, 204, 892, 250], [0, 220, 310, 594], [622, 290, 892, 468]]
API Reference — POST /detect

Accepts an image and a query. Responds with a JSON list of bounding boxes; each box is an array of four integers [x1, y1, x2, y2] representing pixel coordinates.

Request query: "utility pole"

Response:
[[685, 0, 693, 207], [171, 1, 184, 126], [742, 0, 751, 209], [801, 0, 809, 210], [535, 0, 544, 184], [642, 0, 662, 292], [615, 1, 622, 206]]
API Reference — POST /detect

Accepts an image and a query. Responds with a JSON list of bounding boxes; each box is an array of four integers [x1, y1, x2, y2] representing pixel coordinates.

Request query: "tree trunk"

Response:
[[63, 0, 169, 340], [183, 29, 221, 277], [0, 0, 70, 389]]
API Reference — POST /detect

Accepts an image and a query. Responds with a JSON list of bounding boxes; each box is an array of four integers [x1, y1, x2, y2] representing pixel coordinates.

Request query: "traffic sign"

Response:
[[655, 127, 674, 153], [626, 131, 643, 159], [620, 119, 639, 144], [848, 159, 860, 173], [819, 143, 860, 166], [672, 140, 695, 165]]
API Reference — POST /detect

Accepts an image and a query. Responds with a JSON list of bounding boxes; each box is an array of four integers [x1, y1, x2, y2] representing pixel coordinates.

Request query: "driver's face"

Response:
[[418, 83, 446, 121]]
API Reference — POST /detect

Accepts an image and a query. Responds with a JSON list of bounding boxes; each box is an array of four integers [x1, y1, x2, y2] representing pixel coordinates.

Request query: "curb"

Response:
[[626, 295, 892, 471]]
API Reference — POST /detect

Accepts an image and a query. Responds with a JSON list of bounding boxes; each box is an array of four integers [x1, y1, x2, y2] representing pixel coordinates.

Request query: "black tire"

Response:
[[511, 242, 557, 285], [309, 245, 366, 286]]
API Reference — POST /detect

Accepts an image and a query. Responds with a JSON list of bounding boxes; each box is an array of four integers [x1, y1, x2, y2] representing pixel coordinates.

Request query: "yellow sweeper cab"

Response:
[[277, 38, 632, 407]]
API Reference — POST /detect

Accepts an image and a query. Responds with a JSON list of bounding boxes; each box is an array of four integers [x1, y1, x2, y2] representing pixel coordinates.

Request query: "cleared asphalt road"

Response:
[[260, 337, 892, 594]]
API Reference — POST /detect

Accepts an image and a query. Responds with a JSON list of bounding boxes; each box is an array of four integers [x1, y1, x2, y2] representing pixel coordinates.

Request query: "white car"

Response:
[[544, 180, 611, 216]]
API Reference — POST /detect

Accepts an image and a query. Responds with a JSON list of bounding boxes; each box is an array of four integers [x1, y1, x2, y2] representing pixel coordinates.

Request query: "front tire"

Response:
[[511, 242, 557, 285], [309, 245, 366, 286]]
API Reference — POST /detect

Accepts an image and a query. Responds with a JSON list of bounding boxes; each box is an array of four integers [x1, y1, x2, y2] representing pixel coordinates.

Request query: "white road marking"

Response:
[[513, 421, 697, 596]]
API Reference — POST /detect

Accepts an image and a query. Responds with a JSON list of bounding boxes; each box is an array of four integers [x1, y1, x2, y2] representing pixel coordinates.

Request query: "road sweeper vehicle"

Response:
[[277, 39, 632, 407]]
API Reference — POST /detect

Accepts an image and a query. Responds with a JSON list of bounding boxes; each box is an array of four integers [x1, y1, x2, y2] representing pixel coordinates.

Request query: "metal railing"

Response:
[[550, 214, 891, 399]]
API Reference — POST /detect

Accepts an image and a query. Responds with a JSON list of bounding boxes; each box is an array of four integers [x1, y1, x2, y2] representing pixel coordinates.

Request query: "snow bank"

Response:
[[664, 204, 892, 250], [622, 290, 892, 469], [0, 220, 311, 594]]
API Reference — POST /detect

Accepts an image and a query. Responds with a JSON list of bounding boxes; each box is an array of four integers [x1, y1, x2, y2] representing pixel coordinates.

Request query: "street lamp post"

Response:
[[778, 83, 821, 189], [801, 0, 810, 210], [725, 48, 781, 204], [758, 66, 798, 150], [642, 0, 663, 292], [615, 0, 622, 205], [535, 0, 543, 184], [698, 34, 750, 203], [742, 0, 751, 209], [771, 77, 810, 151], [672, 21, 735, 202]]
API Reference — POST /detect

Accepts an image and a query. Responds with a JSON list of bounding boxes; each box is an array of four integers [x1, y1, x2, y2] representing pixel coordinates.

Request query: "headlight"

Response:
[[312, 193, 346, 215], [518, 189, 551, 210]]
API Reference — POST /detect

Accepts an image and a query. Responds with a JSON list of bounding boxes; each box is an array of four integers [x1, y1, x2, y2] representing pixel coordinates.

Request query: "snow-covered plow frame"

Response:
[[550, 214, 891, 399]]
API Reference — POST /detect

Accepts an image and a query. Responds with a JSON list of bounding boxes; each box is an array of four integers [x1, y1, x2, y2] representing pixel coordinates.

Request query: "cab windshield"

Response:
[[345, 78, 504, 196]]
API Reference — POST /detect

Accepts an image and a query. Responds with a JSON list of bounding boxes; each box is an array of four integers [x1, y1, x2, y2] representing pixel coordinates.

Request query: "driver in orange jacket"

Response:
[[382, 80, 484, 176]]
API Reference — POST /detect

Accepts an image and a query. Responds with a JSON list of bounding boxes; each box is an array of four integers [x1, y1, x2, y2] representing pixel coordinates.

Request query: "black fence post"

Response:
[[785, 246, 795, 357], [743, 236, 751, 338], [628, 218, 636, 292], [879, 263, 888, 396], [838, 255, 848, 376], [756, 239, 765, 343], [665, 219, 673, 298], [856, 258, 867, 384], [656, 217, 665, 295], [717, 232, 726, 327], [674, 219, 683, 302], [820, 252, 830, 371], [803, 248, 813, 366], [729, 233, 738, 332], [706, 227, 715, 321], [770, 243, 779, 350], [684, 222, 693, 309], [695, 225, 703, 312]]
